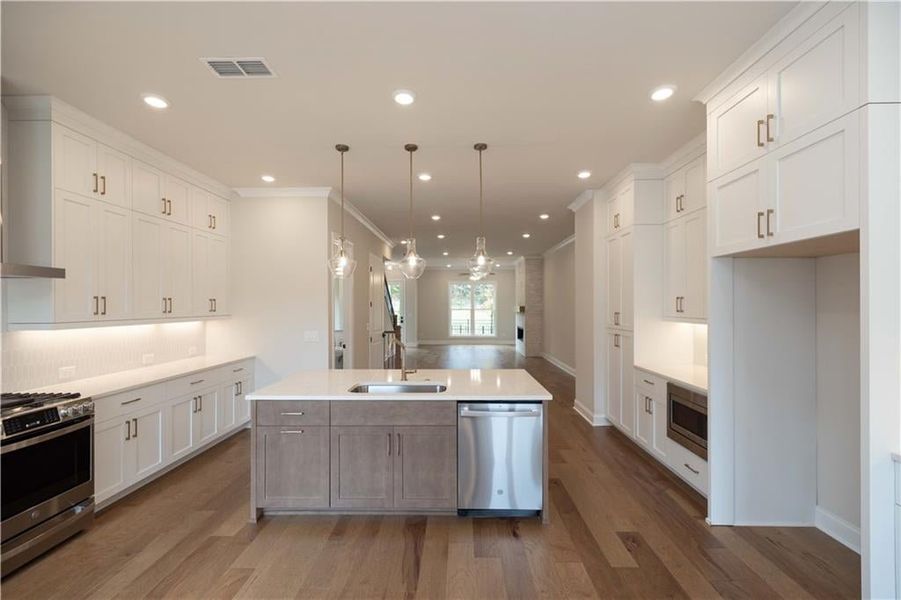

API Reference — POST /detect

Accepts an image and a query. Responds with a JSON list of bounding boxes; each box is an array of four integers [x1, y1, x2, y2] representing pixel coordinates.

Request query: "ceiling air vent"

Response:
[[202, 57, 276, 78]]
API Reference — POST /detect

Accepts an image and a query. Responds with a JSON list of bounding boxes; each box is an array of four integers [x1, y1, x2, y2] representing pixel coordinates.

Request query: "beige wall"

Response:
[[328, 200, 392, 368], [573, 197, 598, 417], [543, 238, 575, 370], [416, 268, 515, 343], [207, 194, 330, 388]]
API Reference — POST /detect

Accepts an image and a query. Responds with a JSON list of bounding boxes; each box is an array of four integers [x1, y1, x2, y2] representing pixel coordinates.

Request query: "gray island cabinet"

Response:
[[247, 369, 552, 522]]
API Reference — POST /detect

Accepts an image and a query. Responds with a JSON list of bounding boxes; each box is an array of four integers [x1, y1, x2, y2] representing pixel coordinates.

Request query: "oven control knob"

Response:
[[59, 407, 69, 418], [71, 405, 83, 416], [83, 401, 94, 414]]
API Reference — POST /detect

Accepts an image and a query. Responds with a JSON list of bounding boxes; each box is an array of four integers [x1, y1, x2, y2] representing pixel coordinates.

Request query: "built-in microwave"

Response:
[[666, 383, 707, 459]]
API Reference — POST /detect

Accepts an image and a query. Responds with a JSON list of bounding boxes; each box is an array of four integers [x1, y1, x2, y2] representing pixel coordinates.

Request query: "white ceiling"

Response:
[[2, 1, 794, 263]]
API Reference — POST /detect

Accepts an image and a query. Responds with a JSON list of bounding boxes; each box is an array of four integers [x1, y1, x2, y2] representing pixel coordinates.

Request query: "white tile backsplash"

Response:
[[1, 321, 206, 391]]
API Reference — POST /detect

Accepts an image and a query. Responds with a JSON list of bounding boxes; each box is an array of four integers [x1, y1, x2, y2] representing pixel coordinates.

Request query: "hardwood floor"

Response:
[[2, 345, 859, 599]]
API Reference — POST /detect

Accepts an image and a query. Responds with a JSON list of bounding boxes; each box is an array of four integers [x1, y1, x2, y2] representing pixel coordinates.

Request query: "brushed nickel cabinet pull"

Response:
[[93, 296, 99, 316], [614, 333, 620, 348], [396, 433, 401, 456], [766, 113, 775, 142], [167, 199, 172, 216], [213, 298, 217, 312], [642, 379, 654, 386], [766, 209, 774, 237], [168, 297, 173, 313], [101, 296, 107, 315], [675, 296, 679, 313], [100, 175, 107, 195], [684, 463, 700, 475], [212, 215, 216, 230], [162, 198, 167, 214], [132, 418, 138, 437], [93, 173, 99, 193], [757, 211, 765, 239], [199, 396, 203, 411], [232, 367, 244, 373], [387, 433, 392, 456], [280, 430, 304, 434], [125, 419, 131, 441], [280, 411, 305, 416], [756, 119, 765, 147], [122, 397, 141, 406], [647, 398, 653, 414], [208, 214, 213, 229], [190, 379, 205, 386], [238, 382, 243, 394]]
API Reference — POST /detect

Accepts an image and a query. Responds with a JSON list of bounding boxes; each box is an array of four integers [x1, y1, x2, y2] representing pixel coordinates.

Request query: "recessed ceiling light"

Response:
[[650, 85, 677, 102], [142, 94, 169, 109], [261, 174, 275, 183], [507, 251, 514, 255], [442, 251, 449, 256], [577, 170, 591, 180], [418, 173, 432, 181], [393, 89, 416, 105], [539, 213, 549, 220], [522, 233, 531, 238], [446, 264, 452, 268], [431, 215, 441, 221], [400, 239, 408, 245], [437, 234, 446, 239]]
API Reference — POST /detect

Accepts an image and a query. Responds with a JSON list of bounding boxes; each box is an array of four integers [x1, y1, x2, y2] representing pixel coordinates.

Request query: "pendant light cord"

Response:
[[408, 148, 414, 241], [340, 150, 345, 240], [478, 147, 484, 238]]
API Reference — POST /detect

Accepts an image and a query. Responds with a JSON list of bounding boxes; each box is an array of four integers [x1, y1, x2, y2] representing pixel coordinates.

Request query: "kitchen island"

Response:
[[247, 369, 552, 522]]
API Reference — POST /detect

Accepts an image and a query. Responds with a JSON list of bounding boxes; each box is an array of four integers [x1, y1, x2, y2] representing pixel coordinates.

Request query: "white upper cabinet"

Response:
[[665, 155, 706, 221], [664, 209, 707, 321], [620, 230, 634, 330], [663, 219, 686, 319], [4, 97, 231, 328], [710, 160, 767, 255], [709, 75, 769, 179], [606, 236, 622, 328]]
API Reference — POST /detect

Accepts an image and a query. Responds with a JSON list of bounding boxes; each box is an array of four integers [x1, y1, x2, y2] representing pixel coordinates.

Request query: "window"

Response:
[[449, 282, 496, 337]]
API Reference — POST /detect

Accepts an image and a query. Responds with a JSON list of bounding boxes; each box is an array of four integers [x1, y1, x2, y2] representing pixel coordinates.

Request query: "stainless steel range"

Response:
[[1, 392, 95, 576]]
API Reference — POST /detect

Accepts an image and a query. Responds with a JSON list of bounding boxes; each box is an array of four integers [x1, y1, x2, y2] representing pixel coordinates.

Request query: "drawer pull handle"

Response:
[[121, 397, 142, 406], [280, 430, 304, 435], [232, 367, 244, 373], [683, 463, 700, 475], [642, 379, 654, 386], [280, 411, 305, 416], [190, 379, 205, 386]]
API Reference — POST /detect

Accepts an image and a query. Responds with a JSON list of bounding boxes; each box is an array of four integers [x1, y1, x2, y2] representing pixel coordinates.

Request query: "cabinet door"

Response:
[[606, 195, 620, 235], [394, 426, 456, 510], [208, 235, 228, 315], [709, 76, 768, 178], [53, 125, 97, 198], [132, 160, 165, 218], [634, 391, 652, 450], [191, 231, 211, 316], [256, 426, 330, 509], [190, 186, 212, 231], [620, 231, 634, 330], [130, 405, 165, 480], [53, 191, 98, 322], [220, 381, 237, 431], [619, 334, 635, 436], [606, 333, 622, 427], [617, 183, 634, 230], [664, 170, 685, 221], [768, 111, 859, 246], [606, 236, 621, 327], [164, 222, 192, 318], [94, 417, 128, 503], [683, 211, 707, 319], [650, 393, 667, 461], [330, 426, 394, 508], [164, 175, 191, 225], [170, 395, 196, 461], [710, 159, 767, 256], [132, 213, 165, 318], [96, 202, 132, 320], [663, 219, 685, 318], [767, 5, 859, 148], [96, 144, 131, 208], [195, 390, 219, 445], [209, 196, 229, 236], [682, 155, 706, 214], [235, 379, 251, 423]]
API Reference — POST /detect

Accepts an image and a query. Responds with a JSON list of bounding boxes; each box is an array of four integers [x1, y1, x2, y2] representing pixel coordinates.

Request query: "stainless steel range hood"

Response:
[[0, 262, 65, 279]]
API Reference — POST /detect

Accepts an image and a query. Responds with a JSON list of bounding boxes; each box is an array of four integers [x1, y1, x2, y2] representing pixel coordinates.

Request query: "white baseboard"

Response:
[[541, 352, 575, 376], [417, 339, 515, 346], [815, 506, 861, 554], [573, 398, 610, 427]]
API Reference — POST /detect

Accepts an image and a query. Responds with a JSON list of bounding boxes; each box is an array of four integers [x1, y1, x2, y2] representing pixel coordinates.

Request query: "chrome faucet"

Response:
[[397, 341, 417, 381]]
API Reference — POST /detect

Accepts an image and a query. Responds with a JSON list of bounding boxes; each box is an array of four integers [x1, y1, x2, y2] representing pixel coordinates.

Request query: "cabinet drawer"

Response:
[[666, 438, 709, 496], [635, 369, 665, 396], [256, 401, 329, 426], [330, 401, 456, 426], [94, 383, 165, 422], [213, 359, 255, 385], [166, 370, 221, 398]]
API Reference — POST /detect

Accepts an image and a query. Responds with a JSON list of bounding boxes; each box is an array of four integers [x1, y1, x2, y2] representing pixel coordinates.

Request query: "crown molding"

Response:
[[328, 191, 396, 250], [568, 189, 593, 212], [234, 187, 332, 198], [3, 95, 237, 200], [659, 132, 707, 176], [544, 234, 575, 257], [693, 2, 825, 106]]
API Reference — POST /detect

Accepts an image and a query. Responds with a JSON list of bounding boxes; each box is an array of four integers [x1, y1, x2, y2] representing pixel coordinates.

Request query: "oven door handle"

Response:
[[1, 418, 93, 454]]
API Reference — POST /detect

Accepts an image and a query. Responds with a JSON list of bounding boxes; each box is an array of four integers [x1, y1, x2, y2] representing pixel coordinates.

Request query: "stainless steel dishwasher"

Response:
[[457, 402, 543, 516]]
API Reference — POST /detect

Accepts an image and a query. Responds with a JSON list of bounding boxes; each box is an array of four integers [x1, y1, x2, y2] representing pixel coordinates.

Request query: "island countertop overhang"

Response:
[[246, 368, 552, 402]]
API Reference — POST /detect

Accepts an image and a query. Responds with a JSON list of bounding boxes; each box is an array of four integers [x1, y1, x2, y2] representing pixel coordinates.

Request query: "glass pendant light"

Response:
[[398, 143, 426, 280], [327, 144, 357, 279], [469, 143, 495, 280]]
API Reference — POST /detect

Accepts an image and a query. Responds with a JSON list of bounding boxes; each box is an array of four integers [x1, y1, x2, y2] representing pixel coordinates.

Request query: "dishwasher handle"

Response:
[[459, 406, 541, 418]]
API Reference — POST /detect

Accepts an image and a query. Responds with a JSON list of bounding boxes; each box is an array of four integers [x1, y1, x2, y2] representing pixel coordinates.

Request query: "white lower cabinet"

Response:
[[634, 372, 667, 462], [606, 331, 634, 435], [95, 359, 255, 507]]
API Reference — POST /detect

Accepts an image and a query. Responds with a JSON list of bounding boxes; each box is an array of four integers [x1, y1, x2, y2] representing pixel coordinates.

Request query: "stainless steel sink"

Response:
[[348, 383, 447, 394]]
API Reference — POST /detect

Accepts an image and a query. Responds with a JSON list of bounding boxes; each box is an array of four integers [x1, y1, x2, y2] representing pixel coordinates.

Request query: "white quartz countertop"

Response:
[[247, 369, 552, 401], [634, 362, 708, 394], [23, 355, 253, 399]]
